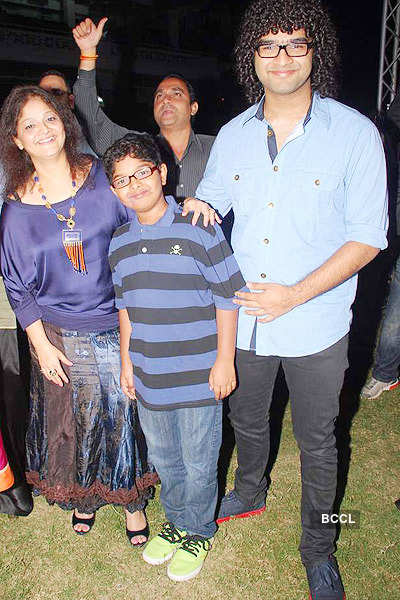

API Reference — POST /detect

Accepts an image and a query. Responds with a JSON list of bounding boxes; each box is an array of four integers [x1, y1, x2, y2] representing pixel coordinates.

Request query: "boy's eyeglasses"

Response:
[[255, 41, 313, 58], [112, 165, 159, 189]]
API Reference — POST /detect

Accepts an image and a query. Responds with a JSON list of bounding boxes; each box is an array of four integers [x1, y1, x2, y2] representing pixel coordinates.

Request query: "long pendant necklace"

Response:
[[34, 172, 87, 275]]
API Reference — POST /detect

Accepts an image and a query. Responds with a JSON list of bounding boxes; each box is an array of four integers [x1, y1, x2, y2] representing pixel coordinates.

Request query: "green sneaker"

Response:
[[167, 535, 213, 581], [142, 522, 187, 565]]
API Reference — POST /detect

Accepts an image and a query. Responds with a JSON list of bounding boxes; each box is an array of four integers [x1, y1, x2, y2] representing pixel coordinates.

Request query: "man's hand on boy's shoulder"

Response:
[[209, 358, 236, 402], [181, 197, 221, 227]]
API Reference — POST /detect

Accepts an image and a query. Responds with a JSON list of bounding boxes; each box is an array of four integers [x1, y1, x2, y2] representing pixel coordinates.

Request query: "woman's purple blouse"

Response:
[[0, 159, 129, 332]]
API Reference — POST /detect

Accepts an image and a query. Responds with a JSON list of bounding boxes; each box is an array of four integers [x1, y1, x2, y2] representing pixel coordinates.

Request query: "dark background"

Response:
[[151, 0, 383, 120], [105, 0, 384, 131], [0, 0, 385, 132], [220, 0, 382, 117]]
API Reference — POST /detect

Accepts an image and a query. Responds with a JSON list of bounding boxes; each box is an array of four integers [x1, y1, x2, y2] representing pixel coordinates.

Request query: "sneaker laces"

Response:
[[179, 535, 212, 557], [363, 377, 381, 391], [225, 490, 237, 501], [158, 522, 185, 544]]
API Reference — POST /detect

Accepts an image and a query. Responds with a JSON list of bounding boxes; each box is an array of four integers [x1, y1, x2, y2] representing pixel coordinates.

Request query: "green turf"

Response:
[[0, 390, 399, 600]]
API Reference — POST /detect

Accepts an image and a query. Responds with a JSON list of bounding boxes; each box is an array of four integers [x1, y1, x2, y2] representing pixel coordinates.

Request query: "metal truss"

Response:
[[378, 0, 400, 112]]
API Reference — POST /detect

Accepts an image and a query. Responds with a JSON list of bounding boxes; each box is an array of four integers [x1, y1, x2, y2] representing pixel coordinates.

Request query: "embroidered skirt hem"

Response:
[[27, 470, 159, 512]]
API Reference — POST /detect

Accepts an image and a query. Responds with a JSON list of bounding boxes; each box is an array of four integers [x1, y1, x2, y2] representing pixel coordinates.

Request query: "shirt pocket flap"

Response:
[[298, 172, 342, 192], [227, 165, 266, 214]]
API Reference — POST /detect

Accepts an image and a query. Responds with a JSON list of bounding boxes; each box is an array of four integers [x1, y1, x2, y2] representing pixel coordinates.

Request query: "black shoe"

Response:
[[395, 498, 400, 511], [216, 490, 265, 524], [126, 520, 150, 548], [72, 510, 96, 535], [307, 555, 346, 600], [0, 482, 33, 517]]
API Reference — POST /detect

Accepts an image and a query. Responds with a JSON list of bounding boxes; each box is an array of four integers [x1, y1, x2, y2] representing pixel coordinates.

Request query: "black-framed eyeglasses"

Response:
[[112, 165, 159, 189], [255, 41, 313, 58]]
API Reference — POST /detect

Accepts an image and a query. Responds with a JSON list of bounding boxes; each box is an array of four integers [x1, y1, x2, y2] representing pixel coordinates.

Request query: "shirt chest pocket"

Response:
[[227, 166, 266, 215], [289, 172, 344, 242]]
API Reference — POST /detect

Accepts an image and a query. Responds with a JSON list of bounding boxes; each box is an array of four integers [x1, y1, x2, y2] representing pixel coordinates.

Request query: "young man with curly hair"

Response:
[[190, 0, 388, 597]]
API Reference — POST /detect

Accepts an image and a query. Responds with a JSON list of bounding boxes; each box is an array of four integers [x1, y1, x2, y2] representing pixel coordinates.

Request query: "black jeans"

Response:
[[228, 335, 348, 567]]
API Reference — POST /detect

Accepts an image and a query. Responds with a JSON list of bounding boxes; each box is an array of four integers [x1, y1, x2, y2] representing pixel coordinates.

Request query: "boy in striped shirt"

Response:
[[105, 133, 245, 582]]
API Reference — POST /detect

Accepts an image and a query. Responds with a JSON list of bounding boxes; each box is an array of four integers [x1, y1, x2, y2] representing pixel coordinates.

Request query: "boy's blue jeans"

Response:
[[373, 254, 400, 382], [137, 401, 222, 538]]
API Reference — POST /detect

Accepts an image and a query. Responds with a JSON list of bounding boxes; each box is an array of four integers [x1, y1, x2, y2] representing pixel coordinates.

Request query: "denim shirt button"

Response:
[[234, 174, 240, 181], [261, 273, 267, 279]]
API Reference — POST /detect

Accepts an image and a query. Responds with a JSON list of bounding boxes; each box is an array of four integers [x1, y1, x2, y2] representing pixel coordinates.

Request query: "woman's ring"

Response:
[[48, 368, 57, 377]]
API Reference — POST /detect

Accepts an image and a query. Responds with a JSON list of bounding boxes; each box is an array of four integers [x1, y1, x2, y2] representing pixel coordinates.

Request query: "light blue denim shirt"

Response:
[[196, 93, 388, 357]]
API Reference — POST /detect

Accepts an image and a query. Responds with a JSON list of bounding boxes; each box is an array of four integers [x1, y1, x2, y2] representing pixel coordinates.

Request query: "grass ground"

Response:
[[0, 388, 399, 600]]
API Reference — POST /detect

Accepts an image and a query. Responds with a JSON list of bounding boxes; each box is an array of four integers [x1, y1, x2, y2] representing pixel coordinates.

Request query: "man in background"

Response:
[[71, 17, 234, 240], [361, 91, 400, 400], [38, 69, 96, 156]]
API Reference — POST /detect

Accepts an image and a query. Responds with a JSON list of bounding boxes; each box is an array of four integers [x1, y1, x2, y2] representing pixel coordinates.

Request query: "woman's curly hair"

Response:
[[234, 0, 340, 105], [0, 85, 91, 198]]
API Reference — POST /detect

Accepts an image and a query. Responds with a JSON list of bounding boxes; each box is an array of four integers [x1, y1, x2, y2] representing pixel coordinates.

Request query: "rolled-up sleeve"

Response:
[[344, 122, 388, 249], [196, 134, 233, 218]]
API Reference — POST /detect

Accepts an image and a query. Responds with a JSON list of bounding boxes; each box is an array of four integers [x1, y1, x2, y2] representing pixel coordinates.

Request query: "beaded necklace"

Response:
[[33, 172, 87, 274]]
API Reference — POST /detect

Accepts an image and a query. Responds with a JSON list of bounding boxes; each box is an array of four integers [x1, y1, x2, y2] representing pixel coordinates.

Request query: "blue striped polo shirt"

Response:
[[109, 195, 245, 410]]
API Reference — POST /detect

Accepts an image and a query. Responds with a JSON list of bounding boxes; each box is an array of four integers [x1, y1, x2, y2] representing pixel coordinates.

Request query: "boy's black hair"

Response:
[[103, 133, 162, 183]]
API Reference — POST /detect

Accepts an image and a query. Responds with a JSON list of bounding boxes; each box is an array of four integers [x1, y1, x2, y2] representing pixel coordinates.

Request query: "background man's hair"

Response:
[[154, 74, 197, 104], [38, 69, 72, 94], [103, 132, 162, 183], [234, 0, 340, 104]]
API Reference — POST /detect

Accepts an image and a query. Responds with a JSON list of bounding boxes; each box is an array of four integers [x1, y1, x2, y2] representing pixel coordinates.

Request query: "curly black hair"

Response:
[[103, 132, 162, 184], [235, 0, 340, 104], [0, 85, 90, 197]]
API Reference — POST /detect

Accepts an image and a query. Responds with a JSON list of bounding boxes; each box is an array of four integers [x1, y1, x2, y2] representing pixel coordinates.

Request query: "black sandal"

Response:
[[72, 510, 96, 535], [126, 519, 149, 548]]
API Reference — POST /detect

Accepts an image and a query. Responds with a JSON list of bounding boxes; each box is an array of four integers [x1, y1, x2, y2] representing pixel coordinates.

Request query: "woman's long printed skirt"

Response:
[[26, 323, 157, 513]]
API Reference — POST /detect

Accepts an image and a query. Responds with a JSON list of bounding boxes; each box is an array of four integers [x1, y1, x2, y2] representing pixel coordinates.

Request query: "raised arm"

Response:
[[72, 17, 132, 155]]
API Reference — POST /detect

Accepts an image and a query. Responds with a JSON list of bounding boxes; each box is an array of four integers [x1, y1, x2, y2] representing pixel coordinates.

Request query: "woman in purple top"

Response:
[[0, 85, 157, 543]]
